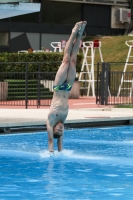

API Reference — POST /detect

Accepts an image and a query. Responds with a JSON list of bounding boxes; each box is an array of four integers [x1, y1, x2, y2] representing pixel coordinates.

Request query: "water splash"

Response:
[[39, 149, 74, 158], [1, 148, 133, 166], [39, 149, 111, 161]]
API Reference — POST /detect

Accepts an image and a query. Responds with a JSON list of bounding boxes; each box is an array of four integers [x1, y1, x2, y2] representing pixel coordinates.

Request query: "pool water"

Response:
[[0, 125, 133, 200]]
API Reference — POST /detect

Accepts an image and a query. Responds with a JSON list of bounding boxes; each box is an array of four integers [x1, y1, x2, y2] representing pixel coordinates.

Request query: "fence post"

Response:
[[100, 62, 109, 105], [25, 63, 28, 109], [96, 62, 100, 104], [37, 63, 41, 108], [105, 62, 109, 105]]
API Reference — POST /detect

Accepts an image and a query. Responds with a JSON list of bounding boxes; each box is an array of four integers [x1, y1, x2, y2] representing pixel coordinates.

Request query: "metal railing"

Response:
[[0, 62, 57, 108], [1, 61, 133, 108], [96, 62, 133, 106]]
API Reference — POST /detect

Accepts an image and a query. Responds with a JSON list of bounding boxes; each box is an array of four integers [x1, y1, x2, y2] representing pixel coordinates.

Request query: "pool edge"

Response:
[[0, 117, 133, 134]]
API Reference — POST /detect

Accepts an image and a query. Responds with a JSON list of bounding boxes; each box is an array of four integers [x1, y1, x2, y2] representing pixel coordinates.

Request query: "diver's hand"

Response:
[[49, 151, 54, 156]]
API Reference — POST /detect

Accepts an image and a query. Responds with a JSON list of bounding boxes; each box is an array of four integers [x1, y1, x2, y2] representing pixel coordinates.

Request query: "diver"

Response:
[[46, 21, 87, 155]]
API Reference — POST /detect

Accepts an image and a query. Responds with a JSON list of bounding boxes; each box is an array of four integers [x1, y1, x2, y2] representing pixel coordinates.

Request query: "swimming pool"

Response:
[[0, 125, 133, 200]]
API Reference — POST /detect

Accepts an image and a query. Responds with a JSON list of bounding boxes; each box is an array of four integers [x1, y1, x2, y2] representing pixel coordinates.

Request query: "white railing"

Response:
[[49, 0, 129, 7]]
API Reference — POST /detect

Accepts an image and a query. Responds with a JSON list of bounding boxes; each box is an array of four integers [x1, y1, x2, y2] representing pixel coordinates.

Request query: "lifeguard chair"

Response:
[[78, 40, 103, 96], [50, 42, 62, 52], [117, 40, 133, 97], [50, 40, 66, 52]]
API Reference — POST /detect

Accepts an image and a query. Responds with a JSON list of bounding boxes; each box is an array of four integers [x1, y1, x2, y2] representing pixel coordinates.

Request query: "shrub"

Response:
[[0, 52, 83, 73]]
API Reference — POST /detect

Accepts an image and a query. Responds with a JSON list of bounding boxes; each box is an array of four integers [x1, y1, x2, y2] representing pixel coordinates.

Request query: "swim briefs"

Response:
[[53, 81, 72, 91]]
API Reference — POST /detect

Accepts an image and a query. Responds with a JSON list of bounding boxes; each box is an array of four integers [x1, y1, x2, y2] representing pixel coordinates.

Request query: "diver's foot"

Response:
[[78, 21, 87, 36], [72, 21, 84, 35]]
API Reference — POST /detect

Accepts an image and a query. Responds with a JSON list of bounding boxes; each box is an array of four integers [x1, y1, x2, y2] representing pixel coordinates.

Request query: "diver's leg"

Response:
[[54, 22, 84, 86], [67, 21, 87, 85]]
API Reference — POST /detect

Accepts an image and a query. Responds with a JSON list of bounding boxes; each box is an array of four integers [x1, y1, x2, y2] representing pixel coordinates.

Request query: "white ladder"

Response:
[[78, 40, 103, 97], [117, 40, 133, 97]]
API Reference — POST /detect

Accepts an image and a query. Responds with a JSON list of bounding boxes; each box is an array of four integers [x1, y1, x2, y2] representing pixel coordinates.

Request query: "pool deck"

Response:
[[0, 97, 133, 132]]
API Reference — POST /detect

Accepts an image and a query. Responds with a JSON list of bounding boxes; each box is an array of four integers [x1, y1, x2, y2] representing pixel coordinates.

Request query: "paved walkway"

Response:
[[0, 97, 133, 130]]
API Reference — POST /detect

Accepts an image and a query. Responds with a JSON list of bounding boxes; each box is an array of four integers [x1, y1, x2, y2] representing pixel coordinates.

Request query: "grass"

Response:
[[79, 35, 133, 99], [115, 104, 133, 108], [82, 35, 133, 71]]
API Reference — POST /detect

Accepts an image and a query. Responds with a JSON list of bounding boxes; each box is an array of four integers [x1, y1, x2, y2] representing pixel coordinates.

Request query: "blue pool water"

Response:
[[0, 125, 133, 200]]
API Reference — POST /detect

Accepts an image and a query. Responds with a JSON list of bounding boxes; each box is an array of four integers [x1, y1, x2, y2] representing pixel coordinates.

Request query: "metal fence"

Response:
[[0, 62, 57, 108], [1, 61, 133, 108], [96, 62, 133, 106]]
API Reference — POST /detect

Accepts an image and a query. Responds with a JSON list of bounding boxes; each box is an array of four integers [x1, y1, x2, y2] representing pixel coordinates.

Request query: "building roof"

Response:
[[49, 0, 129, 7], [0, 2, 40, 19], [0, 0, 29, 3]]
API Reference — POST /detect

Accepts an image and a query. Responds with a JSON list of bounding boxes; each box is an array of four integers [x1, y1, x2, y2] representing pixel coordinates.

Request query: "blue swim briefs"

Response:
[[53, 82, 72, 91]]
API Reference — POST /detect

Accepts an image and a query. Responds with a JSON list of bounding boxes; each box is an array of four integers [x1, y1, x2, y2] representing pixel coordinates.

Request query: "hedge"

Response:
[[0, 52, 83, 73]]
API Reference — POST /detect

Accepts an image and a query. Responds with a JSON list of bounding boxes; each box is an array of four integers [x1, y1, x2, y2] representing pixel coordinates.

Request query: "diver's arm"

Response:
[[57, 131, 64, 152], [47, 121, 54, 153]]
